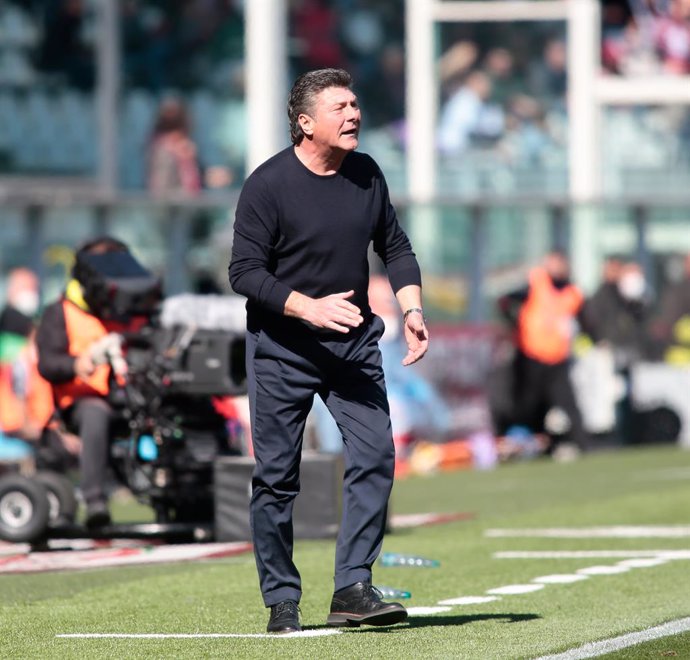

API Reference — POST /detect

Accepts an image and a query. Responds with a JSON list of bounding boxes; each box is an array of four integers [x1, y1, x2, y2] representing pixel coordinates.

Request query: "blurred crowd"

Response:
[[603, 0, 690, 76], [1, 0, 690, 190]]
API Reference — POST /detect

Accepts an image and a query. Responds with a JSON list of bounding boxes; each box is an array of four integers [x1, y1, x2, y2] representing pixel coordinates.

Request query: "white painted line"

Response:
[[532, 574, 590, 584], [533, 616, 690, 660], [616, 558, 670, 568], [437, 596, 500, 606], [576, 565, 631, 576], [486, 526, 690, 538], [56, 630, 342, 639], [407, 606, 452, 615], [494, 550, 690, 559], [487, 584, 545, 595]]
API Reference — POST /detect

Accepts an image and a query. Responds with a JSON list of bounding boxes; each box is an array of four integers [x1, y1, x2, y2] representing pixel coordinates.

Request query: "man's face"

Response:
[[303, 86, 361, 152]]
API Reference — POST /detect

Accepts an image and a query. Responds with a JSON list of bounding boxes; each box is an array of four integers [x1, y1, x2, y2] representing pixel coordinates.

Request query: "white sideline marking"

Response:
[[532, 574, 589, 584], [57, 630, 342, 639], [486, 584, 545, 595], [494, 550, 690, 559], [407, 606, 452, 615], [486, 526, 690, 538], [576, 565, 631, 576], [616, 558, 670, 568], [438, 596, 499, 606], [533, 616, 690, 660]]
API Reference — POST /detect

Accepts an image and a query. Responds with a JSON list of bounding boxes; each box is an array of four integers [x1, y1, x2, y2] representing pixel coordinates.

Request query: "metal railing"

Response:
[[1, 189, 689, 321]]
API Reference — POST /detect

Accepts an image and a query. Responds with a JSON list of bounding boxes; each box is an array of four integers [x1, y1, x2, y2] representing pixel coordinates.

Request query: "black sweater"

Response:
[[228, 147, 420, 331]]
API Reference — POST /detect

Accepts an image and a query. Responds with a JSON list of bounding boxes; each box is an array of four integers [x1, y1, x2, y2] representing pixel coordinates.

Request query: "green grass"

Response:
[[597, 631, 690, 659], [1, 445, 689, 659]]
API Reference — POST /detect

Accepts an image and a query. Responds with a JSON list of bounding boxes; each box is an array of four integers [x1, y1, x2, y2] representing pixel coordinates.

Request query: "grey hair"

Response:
[[287, 68, 353, 145]]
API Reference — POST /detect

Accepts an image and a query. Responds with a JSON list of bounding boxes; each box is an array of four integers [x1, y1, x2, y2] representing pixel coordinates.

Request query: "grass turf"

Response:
[[0, 444, 689, 659]]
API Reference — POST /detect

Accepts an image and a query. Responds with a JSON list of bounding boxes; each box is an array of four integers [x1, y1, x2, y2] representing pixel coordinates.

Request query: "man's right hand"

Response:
[[74, 352, 96, 380], [285, 290, 363, 333]]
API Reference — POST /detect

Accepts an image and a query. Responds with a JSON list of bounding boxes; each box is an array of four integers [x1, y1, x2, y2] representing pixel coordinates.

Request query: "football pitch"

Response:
[[1, 444, 689, 659]]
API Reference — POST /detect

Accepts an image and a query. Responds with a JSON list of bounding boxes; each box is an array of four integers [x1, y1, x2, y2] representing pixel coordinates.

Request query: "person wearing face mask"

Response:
[[581, 258, 654, 443], [498, 250, 587, 456], [0, 268, 47, 443], [581, 259, 653, 370]]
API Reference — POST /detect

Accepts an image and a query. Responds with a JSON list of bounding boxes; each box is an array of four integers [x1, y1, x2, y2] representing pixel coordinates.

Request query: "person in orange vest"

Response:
[[498, 250, 587, 456], [0, 268, 41, 438], [36, 237, 147, 527], [10, 329, 56, 440]]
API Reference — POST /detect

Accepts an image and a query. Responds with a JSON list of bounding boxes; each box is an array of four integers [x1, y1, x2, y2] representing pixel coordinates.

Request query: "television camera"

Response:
[[0, 247, 248, 544]]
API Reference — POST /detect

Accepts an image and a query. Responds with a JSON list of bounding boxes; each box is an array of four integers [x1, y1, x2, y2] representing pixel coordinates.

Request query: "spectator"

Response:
[[498, 251, 588, 457], [358, 44, 406, 128], [502, 95, 553, 167], [581, 256, 653, 364], [581, 258, 655, 442], [121, 0, 175, 91], [0, 267, 39, 341], [529, 38, 568, 107], [437, 70, 504, 156], [483, 47, 521, 107], [653, 0, 690, 74], [36, 0, 94, 89], [147, 97, 202, 196], [291, 0, 345, 72], [439, 41, 479, 95]]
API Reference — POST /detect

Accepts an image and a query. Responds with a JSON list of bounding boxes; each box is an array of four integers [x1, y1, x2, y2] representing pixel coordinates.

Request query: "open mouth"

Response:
[[341, 127, 359, 137]]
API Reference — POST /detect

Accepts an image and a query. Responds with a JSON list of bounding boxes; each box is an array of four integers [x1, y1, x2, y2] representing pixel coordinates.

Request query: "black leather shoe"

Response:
[[327, 582, 407, 627], [267, 600, 301, 634], [85, 501, 111, 528]]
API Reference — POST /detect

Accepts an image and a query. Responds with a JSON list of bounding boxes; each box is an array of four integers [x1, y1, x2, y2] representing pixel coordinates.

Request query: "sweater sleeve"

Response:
[[36, 301, 77, 384], [371, 167, 422, 293], [228, 173, 294, 315]]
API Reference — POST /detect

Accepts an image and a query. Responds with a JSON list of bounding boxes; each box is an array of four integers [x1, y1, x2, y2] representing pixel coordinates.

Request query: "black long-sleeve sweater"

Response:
[[228, 147, 421, 332], [36, 300, 78, 384]]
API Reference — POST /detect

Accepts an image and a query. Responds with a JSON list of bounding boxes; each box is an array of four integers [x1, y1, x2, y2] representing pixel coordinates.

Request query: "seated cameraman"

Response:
[[36, 237, 150, 527]]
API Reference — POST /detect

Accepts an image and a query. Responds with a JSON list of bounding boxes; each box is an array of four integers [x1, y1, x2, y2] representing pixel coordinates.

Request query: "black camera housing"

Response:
[[72, 250, 162, 320]]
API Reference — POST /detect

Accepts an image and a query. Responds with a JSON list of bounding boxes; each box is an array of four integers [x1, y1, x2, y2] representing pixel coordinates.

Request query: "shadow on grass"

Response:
[[305, 612, 540, 633]]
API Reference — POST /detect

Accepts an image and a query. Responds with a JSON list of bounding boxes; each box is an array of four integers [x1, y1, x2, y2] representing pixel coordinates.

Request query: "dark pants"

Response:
[[69, 397, 113, 505], [513, 351, 588, 449], [246, 316, 394, 607]]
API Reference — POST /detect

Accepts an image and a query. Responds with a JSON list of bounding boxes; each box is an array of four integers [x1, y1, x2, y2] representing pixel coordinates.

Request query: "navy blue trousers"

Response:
[[245, 316, 395, 607]]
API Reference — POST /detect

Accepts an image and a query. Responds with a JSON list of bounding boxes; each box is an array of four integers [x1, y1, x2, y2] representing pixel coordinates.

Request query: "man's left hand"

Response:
[[402, 311, 429, 365]]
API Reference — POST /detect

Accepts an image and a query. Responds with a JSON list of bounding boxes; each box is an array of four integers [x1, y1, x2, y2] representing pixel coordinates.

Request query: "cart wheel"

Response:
[[34, 471, 78, 525], [0, 475, 50, 543]]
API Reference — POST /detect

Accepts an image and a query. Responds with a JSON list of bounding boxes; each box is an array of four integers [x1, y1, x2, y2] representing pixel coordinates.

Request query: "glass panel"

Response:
[[602, 105, 690, 195], [432, 21, 568, 198]]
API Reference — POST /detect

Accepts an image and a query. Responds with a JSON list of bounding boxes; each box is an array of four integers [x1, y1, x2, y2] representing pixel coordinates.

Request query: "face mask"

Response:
[[618, 272, 645, 300], [12, 290, 39, 317], [550, 276, 570, 290]]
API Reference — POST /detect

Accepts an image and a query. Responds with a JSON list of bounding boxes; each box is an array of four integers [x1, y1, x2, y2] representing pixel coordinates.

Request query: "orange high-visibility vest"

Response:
[[53, 300, 112, 410], [517, 267, 583, 364], [20, 343, 55, 429], [0, 363, 23, 432]]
